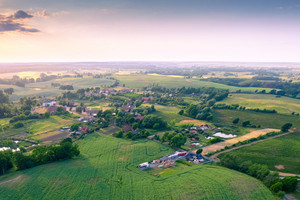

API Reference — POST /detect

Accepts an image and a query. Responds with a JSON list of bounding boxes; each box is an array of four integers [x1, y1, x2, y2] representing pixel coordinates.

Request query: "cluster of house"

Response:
[[85, 88, 134, 97], [32, 100, 81, 114], [78, 108, 99, 123], [123, 102, 136, 112], [31, 100, 60, 114], [138, 151, 205, 170], [59, 126, 90, 137], [186, 125, 210, 147]]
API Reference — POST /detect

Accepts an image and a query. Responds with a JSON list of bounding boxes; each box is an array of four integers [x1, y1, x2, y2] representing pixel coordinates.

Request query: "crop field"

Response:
[[0, 115, 74, 142], [115, 74, 274, 92], [0, 77, 115, 101], [142, 104, 203, 125], [147, 104, 190, 123], [218, 132, 300, 174], [0, 133, 274, 200], [213, 109, 300, 130], [28, 116, 75, 140], [219, 93, 300, 115]]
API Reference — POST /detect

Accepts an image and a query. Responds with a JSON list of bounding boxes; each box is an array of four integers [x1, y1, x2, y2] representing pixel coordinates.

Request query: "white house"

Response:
[[138, 162, 150, 169], [43, 101, 57, 107]]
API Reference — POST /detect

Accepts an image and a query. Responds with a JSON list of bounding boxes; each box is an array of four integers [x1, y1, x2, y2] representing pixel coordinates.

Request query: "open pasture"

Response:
[[0, 133, 274, 200], [218, 132, 300, 174], [213, 109, 300, 130], [146, 104, 190, 123], [219, 93, 300, 115]]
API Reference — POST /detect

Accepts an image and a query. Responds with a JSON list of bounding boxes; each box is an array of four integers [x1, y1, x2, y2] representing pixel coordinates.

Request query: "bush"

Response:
[[242, 121, 250, 127], [115, 131, 123, 138], [270, 182, 283, 193], [208, 137, 223, 144], [178, 110, 184, 115], [232, 118, 239, 124], [196, 148, 203, 154], [282, 176, 298, 193], [281, 123, 292, 132], [13, 122, 24, 129]]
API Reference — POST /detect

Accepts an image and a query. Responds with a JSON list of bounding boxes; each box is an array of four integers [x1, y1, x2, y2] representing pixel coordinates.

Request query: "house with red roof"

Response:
[[123, 124, 132, 132], [134, 114, 144, 121], [141, 96, 153, 104]]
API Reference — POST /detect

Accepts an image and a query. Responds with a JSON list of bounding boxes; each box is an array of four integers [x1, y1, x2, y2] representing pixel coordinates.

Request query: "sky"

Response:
[[0, 0, 300, 63]]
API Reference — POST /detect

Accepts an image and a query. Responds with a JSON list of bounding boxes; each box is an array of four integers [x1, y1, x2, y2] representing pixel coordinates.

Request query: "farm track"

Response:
[[0, 175, 21, 185], [210, 131, 293, 161]]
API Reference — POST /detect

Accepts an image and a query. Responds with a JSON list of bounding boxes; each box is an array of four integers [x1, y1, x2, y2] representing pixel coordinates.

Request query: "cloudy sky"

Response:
[[0, 0, 300, 62]]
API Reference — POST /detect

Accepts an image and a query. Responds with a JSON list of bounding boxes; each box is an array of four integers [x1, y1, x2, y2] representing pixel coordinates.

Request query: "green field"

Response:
[[115, 74, 274, 92], [219, 132, 300, 174], [219, 93, 300, 115], [0, 115, 75, 141], [213, 109, 300, 130], [143, 104, 190, 123], [0, 77, 115, 101], [28, 115, 75, 140], [0, 133, 274, 200]]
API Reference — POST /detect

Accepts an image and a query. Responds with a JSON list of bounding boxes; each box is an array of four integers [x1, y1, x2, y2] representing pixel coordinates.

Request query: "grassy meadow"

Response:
[[143, 104, 190, 123], [218, 132, 300, 174], [0, 133, 275, 200], [219, 93, 300, 115], [0, 115, 75, 142], [213, 109, 300, 130]]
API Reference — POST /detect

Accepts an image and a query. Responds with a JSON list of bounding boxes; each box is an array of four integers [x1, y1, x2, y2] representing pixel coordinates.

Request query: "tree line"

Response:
[[220, 154, 298, 197], [0, 138, 80, 175]]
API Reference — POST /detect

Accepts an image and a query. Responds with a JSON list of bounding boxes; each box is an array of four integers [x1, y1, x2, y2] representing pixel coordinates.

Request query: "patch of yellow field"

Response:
[[202, 128, 279, 155], [147, 73, 185, 78], [178, 119, 209, 126], [18, 72, 41, 79]]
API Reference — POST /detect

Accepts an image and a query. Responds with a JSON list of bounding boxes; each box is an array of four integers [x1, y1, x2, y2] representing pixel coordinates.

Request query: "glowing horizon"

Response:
[[1, 0, 300, 63]]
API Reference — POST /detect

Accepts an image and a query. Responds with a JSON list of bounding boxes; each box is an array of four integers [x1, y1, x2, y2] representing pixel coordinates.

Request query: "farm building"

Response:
[[79, 115, 96, 123], [138, 151, 189, 170], [86, 109, 98, 116], [119, 88, 133, 93], [43, 101, 57, 107], [185, 153, 205, 164], [138, 162, 150, 169]]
